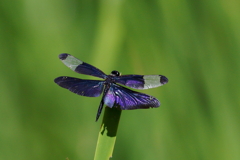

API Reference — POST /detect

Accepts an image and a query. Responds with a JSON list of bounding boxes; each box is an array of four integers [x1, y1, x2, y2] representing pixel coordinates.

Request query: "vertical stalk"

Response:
[[94, 106, 122, 160]]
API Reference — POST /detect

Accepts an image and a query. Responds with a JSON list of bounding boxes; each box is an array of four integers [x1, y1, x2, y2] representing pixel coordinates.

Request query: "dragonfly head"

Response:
[[111, 70, 121, 76]]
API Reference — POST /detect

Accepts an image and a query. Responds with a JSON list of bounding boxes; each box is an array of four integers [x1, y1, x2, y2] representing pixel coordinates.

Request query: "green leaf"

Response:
[[94, 107, 122, 160]]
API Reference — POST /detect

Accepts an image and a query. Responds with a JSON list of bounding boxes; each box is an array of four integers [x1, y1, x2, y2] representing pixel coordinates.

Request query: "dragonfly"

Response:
[[54, 53, 168, 121]]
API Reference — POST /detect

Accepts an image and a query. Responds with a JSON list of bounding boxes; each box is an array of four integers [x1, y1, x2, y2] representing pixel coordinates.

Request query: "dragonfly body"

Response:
[[54, 53, 168, 121]]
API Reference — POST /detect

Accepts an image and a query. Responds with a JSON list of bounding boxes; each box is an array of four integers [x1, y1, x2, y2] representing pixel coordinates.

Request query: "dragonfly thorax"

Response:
[[105, 71, 119, 84]]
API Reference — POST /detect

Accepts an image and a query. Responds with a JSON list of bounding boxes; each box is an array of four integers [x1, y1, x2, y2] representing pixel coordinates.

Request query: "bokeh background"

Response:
[[1, 0, 240, 160]]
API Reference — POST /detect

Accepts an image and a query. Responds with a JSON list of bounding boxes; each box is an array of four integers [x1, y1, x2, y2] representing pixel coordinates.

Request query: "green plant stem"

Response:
[[94, 106, 122, 160]]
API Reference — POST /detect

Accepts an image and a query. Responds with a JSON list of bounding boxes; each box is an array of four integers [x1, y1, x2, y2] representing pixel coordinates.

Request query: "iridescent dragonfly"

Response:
[[54, 53, 168, 121]]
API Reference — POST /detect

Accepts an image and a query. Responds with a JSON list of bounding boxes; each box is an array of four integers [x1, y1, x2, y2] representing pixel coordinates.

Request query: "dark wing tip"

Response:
[[59, 53, 70, 60], [160, 76, 168, 85], [54, 76, 65, 84]]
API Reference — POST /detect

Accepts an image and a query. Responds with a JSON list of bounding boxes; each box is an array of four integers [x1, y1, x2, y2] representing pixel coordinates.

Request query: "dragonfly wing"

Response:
[[114, 75, 168, 89], [59, 53, 107, 79], [54, 76, 104, 97], [104, 84, 160, 110]]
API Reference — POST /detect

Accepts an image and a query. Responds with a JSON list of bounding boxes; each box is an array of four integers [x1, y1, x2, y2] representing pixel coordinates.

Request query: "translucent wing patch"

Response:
[[54, 76, 104, 97], [59, 53, 107, 79], [114, 75, 168, 89], [104, 84, 160, 110]]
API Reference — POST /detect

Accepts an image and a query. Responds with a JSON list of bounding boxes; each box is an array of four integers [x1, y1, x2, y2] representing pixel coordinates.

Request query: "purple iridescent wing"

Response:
[[58, 53, 107, 79], [114, 75, 168, 89], [54, 76, 104, 97], [104, 83, 160, 110]]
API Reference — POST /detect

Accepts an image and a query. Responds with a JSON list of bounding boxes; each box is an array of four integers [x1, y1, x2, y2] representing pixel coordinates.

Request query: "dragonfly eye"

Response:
[[111, 70, 120, 76]]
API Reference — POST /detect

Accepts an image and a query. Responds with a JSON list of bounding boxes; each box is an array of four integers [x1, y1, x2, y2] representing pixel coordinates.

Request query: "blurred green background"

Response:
[[1, 0, 240, 160]]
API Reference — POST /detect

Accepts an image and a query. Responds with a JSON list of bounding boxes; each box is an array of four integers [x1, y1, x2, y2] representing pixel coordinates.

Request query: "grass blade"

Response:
[[94, 106, 122, 160]]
